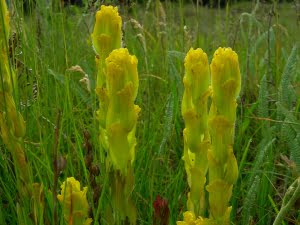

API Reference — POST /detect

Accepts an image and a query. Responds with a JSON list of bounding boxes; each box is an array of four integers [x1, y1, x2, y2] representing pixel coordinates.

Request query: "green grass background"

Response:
[[0, 0, 300, 224]]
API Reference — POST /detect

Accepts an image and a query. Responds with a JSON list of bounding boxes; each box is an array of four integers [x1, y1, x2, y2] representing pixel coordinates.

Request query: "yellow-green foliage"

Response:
[[181, 48, 211, 216], [0, 0, 9, 47], [0, 0, 12, 93], [57, 177, 92, 225], [178, 47, 241, 225], [0, 0, 28, 184]]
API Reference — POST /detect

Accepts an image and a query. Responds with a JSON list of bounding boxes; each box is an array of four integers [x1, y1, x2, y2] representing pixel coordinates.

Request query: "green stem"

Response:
[[273, 178, 300, 225]]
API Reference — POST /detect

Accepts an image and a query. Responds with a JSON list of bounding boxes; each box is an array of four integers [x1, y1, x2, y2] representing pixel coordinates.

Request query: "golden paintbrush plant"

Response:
[[178, 47, 241, 225], [104, 48, 140, 224], [105, 48, 140, 174], [207, 47, 240, 224], [92, 5, 122, 162], [91, 5, 122, 88], [181, 48, 211, 217], [57, 177, 92, 225], [91, 6, 138, 224], [91, 5, 122, 57]]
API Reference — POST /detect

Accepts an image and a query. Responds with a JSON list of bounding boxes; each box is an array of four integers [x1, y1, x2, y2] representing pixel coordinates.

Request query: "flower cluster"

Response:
[[92, 6, 139, 224], [178, 47, 241, 225], [57, 177, 92, 225], [182, 48, 211, 216]]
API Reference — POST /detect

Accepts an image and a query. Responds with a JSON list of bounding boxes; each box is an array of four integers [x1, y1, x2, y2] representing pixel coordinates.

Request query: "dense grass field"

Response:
[[0, 0, 300, 224]]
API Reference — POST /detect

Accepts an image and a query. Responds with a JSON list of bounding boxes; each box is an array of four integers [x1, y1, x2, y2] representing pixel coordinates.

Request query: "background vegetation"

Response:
[[0, 0, 300, 224]]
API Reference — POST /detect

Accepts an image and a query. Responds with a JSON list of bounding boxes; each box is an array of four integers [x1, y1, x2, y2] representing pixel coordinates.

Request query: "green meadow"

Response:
[[0, 0, 300, 224]]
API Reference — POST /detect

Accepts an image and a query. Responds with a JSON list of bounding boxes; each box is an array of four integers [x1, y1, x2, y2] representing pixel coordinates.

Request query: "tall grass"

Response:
[[0, 0, 299, 224]]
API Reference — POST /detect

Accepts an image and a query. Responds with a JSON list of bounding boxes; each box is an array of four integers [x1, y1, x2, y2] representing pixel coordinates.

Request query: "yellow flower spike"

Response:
[[92, 5, 122, 57], [92, 5, 122, 92], [207, 47, 241, 224], [181, 48, 211, 217], [92, 7, 138, 224], [57, 177, 92, 225], [105, 48, 139, 174], [183, 48, 210, 106], [101, 48, 139, 225], [92, 6, 123, 163], [105, 48, 139, 100], [210, 47, 241, 121]]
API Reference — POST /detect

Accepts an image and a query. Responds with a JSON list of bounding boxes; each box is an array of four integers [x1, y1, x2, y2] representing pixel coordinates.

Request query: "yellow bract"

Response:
[[57, 177, 92, 225], [210, 48, 240, 96], [183, 48, 210, 105], [91, 5, 122, 57], [105, 48, 139, 101], [176, 211, 205, 225], [210, 47, 241, 121]]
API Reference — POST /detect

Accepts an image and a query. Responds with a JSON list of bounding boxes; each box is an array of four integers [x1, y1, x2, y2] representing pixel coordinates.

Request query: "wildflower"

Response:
[[210, 47, 241, 121], [57, 177, 92, 225], [105, 48, 140, 174], [91, 5, 122, 57], [182, 48, 211, 217], [207, 47, 240, 224]]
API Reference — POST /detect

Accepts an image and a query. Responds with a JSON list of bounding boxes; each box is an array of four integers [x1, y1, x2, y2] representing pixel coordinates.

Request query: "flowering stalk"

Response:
[[91, 5, 122, 162], [92, 5, 122, 88], [92, 6, 139, 224], [206, 47, 241, 224], [178, 47, 241, 225], [181, 48, 211, 217], [57, 177, 92, 225], [105, 48, 140, 224], [0, 0, 30, 186]]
